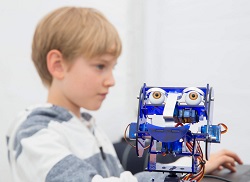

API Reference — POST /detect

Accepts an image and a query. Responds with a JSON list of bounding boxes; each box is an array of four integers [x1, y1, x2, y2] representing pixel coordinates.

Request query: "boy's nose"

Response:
[[104, 72, 115, 87]]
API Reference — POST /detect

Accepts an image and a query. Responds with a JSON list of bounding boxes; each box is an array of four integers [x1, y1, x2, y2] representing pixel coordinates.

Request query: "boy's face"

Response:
[[61, 54, 117, 111]]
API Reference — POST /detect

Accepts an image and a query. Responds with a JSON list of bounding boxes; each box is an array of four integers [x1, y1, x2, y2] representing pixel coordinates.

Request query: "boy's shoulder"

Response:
[[7, 104, 77, 159], [8, 104, 95, 138], [26, 104, 73, 123], [17, 104, 73, 126], [7, 104, 74, 143]]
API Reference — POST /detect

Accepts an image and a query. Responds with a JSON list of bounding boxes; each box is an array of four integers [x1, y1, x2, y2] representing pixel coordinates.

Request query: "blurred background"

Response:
[[1, 0, 250, 181]]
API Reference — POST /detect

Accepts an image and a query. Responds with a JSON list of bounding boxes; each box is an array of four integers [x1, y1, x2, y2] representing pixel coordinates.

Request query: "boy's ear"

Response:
[[47, 50, 67, 79]]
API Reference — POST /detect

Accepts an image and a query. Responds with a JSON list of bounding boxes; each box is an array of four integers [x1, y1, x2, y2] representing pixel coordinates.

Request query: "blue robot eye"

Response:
[[185, 91, 202, 105], [149, 91, 165, 104]]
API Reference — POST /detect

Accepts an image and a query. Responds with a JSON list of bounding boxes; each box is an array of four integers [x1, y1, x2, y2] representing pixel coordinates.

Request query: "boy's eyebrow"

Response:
[[94, 58, 117, 65]]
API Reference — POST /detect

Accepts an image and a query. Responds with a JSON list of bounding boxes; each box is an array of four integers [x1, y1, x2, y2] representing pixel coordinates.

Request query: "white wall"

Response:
[[1, 0, 250, 181]]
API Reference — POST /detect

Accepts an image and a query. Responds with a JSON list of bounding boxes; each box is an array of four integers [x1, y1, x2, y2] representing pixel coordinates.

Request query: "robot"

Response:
[[126, 83, 227, 182]]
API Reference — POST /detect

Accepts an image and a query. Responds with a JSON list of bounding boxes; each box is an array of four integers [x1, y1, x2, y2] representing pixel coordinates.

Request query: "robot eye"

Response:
[[185, 91, 201, 105], [149, 91, 165, 104], [189, 92, 198, 100], [153, 91, 161, 99]]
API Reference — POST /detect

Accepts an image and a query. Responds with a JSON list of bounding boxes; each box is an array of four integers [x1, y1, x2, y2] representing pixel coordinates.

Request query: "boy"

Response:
[[6, 6, 242, 182], [6, 6, 166, 182]]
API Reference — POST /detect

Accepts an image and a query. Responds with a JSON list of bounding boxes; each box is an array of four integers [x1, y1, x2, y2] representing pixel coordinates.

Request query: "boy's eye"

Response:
[[96, 64, 105, 70]]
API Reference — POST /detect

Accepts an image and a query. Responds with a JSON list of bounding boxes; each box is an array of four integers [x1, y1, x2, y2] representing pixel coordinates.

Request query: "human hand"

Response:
[[205, 149, 243, 174]]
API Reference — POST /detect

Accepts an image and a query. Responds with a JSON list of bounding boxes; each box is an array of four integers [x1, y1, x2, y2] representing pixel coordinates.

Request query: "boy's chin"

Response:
[[84, 104, 102, 111]]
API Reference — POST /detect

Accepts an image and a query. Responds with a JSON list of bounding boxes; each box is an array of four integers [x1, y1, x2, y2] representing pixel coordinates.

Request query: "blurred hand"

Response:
[[205, 149, 243, 174]]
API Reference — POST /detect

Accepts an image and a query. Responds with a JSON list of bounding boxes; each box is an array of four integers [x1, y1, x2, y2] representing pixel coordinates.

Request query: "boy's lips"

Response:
[[99, 92, 108, 95], [99, 93, 108, 99]]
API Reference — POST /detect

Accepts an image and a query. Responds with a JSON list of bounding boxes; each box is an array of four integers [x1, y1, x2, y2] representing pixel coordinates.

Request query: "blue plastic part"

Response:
[[129, 123, 137, 139], [201, 125, 221, 143], [147, 123, 190, 142], [148, 161, 156, 170], [162, 141, 182, 154]]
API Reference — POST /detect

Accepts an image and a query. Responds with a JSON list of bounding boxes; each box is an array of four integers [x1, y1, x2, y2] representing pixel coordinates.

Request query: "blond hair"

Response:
[[32, 7, 122, 87]]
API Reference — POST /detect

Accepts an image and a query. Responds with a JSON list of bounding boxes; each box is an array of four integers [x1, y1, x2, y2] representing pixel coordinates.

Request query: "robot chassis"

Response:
[[127, 83, 227, 182]]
